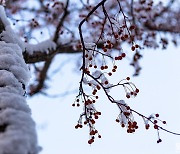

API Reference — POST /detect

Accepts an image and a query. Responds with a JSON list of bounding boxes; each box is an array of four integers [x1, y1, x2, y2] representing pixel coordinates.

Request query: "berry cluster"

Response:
[[144, 113, 167, 143], [88, 129, 102, 144], [73, 95, 102, 144], [115, 52, 126, 60], [30, 18, 39, 28], [72, 98, 80, 107], [115, 100, 138, 133]]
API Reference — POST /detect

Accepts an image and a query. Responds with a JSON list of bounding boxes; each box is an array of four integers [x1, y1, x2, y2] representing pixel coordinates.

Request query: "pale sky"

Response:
[[28, 43, 180, 154]]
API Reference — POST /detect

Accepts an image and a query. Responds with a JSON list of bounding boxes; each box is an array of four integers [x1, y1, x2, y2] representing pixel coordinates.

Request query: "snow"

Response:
[[24, 39, 57, 55], [0, 41, 40, 154], [0, 5, 9, 26], [0, 41, 23, 57], [0, 92, 30, 112], [0, 6, 40, 154], [0, 25, 26, 50], [0, 108, 39, 154], [0, 70, 25, 95], [0, 42, 30, 85]]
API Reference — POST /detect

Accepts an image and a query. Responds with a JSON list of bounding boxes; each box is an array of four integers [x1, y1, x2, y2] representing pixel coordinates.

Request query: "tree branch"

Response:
[[24, 44, 80, 64], [144, 20, 180, 34], [29, 0, 70, 96]]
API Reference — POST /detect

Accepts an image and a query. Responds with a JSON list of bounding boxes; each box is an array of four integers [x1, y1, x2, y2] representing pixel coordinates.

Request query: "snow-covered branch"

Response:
[[0, 6, 40, 154], [0, 5, 57, 62]]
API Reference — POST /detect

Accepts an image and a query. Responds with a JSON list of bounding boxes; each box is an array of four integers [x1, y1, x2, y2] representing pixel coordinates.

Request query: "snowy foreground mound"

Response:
[[0, 41, 39, 154]]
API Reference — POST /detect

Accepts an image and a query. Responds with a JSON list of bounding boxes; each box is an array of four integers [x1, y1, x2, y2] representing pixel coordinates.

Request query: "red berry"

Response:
[[85, 54, 88, 58], [75, 125, 78, 129], [104, 81, 109, 85], [97, 112, 101, 115], [101, 66, 104, 70], [131, 46, 135, 51], [108, 72, 112, 76], [88, 140, 92, 144], [163, 121, 166, 124], [126, 106, 130, 110], [121, 123, 125, 127], [119, 56, 122, 60], [121, 53, 126, 57], [114, 34, 119, 39], [124, 112, 130, 116], [91, 120, 95, 124], [154, 125, 158, 129], [116, 119, 120, 123], [133, 121, 137, 126], [135, 88, 139, 93], [135, 44, 139, 48], [103, 48, 107, 52], [92, 92, 96, 95], [112, 69, 116, 72], [96, 85, 101, 90], [95, 115, 98, 119], [121, 36, 125, 41], [157, 139, 162, 143], [104, 65, 108, 69], [145, 124, 150, 129], [155, 114, 159, 117], [126, 77, 130, 80], [90, 130, 95, 135], [124, 34, 128, 38], [113, 65, 117, 69], [89, 57, 92, 61], [126, 94, 130, 98], [154, 120, 157, 124]]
